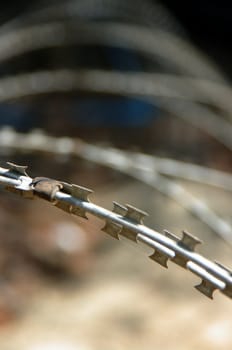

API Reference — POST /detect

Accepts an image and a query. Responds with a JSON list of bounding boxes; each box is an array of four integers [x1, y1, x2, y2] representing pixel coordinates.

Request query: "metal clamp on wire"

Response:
[[32, 177, 63, 202]]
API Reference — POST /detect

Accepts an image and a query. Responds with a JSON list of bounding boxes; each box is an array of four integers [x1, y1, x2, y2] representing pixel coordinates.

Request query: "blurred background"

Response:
[[0, 0, 232, 349]]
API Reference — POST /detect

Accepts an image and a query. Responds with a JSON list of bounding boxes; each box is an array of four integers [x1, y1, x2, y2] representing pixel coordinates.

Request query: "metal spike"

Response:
[[55, 198, 88, 218], [7, 162, 28, 176], [119, 227, 138, 242], [71, 206, 88, 219], [55, 201, 72, 214], [137, 233, 174, 268], [164, 230, 186, 266], [164, 229, 180, 242], [71, 184, 93, 202], [112, 201, 127, 216], [166, 230, 201, 267], [150, 250, 169, 268], [111, 204, 142, 241], [172, 255, 188, 268], [102, 221, 121, 240], [62, 182, 92, 201], [195, 280, 217, 299], [179, 230, 202, 251], [60, 183, 92, 218], [124, 204, 148, 224], [102, 202, 126, 240], [187, 261, 225, 299]]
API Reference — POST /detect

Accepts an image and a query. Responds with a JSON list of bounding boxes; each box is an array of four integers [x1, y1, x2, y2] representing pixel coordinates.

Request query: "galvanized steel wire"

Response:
[[0, 162, 231, 300]]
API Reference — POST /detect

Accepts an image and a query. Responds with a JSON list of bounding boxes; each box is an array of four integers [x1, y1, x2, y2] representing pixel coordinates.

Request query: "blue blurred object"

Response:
[[104, 47, 142, 71], [0, 47, 160, 129], [0, 98, 158, 128], [71, 97, 158, 127], [0, 104, 39, 131]]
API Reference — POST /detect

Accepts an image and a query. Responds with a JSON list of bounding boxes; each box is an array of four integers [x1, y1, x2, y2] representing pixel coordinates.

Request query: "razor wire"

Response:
[[0, 1, 230, 119], [1, 127, 232, 192], [0, 162, 231, 300], [0, 0, 184, 34], [0, 21, 225, 81], [0, 3, 229, 115], [0, 10, 230, 115], [0, 69, 231, 151], [1, 127, 232, 246], [0, 0, 232, 302]]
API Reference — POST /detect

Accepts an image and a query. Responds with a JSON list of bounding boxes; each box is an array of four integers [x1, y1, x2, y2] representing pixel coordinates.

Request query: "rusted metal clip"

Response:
[[32, 177, 63, 202]]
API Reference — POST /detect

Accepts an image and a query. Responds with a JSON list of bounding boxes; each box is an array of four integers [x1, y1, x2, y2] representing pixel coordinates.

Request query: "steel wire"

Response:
[[0, 162, 231, 300]]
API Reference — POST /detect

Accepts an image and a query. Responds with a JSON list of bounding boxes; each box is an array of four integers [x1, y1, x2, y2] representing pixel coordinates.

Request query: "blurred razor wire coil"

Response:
[[0, 70, 231, 150], [0, 0, 232, 135]]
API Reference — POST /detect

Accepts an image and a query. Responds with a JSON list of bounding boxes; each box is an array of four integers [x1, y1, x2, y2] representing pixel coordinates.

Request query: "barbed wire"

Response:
[[0, 162, 231, 300], [1, 127, 232, 191], [0, 0, 231, 303], [1, 127, 232, 246]]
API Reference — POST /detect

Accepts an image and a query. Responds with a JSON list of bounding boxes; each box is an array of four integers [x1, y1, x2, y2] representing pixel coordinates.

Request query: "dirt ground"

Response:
[[0, 178, 231, 350]]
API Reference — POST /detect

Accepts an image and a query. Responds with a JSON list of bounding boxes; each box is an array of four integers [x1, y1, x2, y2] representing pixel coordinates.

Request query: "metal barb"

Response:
[[55, 200, 73, 214], [195, 280, 217, 299], [163, 230, 188, 267], [119, 227, 138, 242], [102, 221, 121, 240], [7, 162, 28, 176], [124, 204, 148, 224], [137, 233, 174, 268], [118, 204, 148, 242], [172, 255, 188, 268], [112, 201, 127, 216], [149, 250, 169, 268], [179, 230, 202, 251], [60, 182, 93, 218], [164, 229, 180, 242], [71, 184, 93, 202], [62, 182, 93, 202]]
